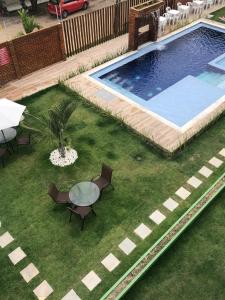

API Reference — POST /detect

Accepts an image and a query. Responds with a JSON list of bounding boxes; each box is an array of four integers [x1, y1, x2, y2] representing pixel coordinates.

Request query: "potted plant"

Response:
[[22, 98, 78, 167]]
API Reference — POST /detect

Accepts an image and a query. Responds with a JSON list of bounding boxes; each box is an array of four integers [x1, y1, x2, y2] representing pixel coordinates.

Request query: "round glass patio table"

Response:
[[0, 128, 17, 144], [69, 181, 100, 206]]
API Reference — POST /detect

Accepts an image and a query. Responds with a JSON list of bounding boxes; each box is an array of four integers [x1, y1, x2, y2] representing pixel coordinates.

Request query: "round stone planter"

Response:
[[50, 148, 78, 167]]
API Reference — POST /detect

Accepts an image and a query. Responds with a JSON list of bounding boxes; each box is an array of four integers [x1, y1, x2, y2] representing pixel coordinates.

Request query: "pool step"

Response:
[[197, 71, 225, 88], [217, 80, 225, 89]]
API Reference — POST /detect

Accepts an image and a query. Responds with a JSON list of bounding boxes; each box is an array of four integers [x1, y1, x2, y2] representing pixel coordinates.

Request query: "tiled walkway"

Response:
[[73, 148, 225, 299], [1, 149, 224, 300], [0, 224, 53, 300]]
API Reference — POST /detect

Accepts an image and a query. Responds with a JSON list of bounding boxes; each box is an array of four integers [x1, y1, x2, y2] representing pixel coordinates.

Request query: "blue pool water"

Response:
[[91, 23, 225, 127]]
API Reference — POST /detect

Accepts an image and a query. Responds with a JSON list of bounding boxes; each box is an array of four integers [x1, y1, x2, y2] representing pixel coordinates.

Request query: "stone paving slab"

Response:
[[0, 232, 14, 248], [61, 289, 81, 300], [219, 148, 225, 157], [81, 271, 101, 291], [187, 176, 202, 189], [175, 187, 191, 200], [20, 263, 39, 283], [149, 210, 166, 225], [134, 223, 152, 240], [8, 247, 26, 265], [198, 166, 213, 178], [208, 157, 223, 168], [33, 280, 53, 300], [163, 198, 179, 211], [101, 253, 120, 272], [119, 238, 136, 255]]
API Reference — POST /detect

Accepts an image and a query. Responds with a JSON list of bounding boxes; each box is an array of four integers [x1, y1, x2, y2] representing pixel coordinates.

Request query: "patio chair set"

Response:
[[48, 163, 114, 231], [159, 0, 223, 32], [0, 98, 28, 168], [0, 130, 31, 168]]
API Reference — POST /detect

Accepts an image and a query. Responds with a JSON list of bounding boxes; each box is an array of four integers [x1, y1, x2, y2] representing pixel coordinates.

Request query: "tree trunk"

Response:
[[30, 0, 38, 12], [58, 141, 66, 158]]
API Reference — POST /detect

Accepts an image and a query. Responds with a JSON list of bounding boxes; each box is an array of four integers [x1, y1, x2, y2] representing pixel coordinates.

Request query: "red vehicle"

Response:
[[48, 0, 89, 18]]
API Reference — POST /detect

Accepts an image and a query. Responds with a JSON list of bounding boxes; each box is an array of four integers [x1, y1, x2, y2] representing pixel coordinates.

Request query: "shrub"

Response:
[[18, 9, 40, 34]]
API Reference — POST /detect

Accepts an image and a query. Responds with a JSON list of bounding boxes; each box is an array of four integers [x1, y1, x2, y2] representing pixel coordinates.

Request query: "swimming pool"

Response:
[[90, 23, 225, 128]]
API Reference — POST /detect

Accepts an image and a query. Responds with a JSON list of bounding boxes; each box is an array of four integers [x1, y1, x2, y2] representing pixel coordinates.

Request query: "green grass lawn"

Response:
[[0, 85, 224, 300], [211, 7, 225, 22], [124, 189, 225, 300]]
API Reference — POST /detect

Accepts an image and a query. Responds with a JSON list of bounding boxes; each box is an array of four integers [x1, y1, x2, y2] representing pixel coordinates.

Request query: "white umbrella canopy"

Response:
[[0, 98, 26, 130]]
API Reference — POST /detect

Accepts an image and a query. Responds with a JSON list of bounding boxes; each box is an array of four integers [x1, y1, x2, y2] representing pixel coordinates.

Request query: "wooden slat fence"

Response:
[[63, 0, 175, 56]]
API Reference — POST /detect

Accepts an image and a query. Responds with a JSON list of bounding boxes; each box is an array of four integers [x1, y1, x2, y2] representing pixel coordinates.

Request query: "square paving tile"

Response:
[[20, 263, 39, 283], [61, 289, 81, 300], [219, 148, 225, 157], [134, 223, 152, 240], [163, 198, 179, 211], [8, 247, 26, 265], [33, 280, 53, 300], [208, 157, 223, 168], [81, 271, 101, 291], [149, 210, 166, 225], [0, 232, 14, 248], [101, 253, 120, 272], [187, 176, 202, 189], [175, 187, 191, 200], [198, 166, 213, 178], [119, 238, 136, 255]]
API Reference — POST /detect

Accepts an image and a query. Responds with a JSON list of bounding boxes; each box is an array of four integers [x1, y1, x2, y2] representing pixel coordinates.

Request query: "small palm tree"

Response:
[[22, 99, 77, 157]]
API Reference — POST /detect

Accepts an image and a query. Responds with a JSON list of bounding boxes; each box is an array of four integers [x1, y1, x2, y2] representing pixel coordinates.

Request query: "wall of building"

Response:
[[0, 24, 66, 86]]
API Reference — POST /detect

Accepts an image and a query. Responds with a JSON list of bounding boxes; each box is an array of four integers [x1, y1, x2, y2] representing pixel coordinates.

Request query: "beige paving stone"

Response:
[[0, 232, 14, 248], [187, 176, 202, 189], [119, 238, 136, 255], [101, 253, 120, 272], [219, 148, 225, 157], [33, 280, 53, 300], [208, 157, 223, 168], [61, 289, 81, 300], [198, 166, 213, 178], [20, 263, 39, 283], [8, 247, 26, 265], [81, 271, 101, 291], [163, 198, 179, 211], [149, 210, 166, 225], [175, 187, 191, 200], [134, 223, 152, 240]]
